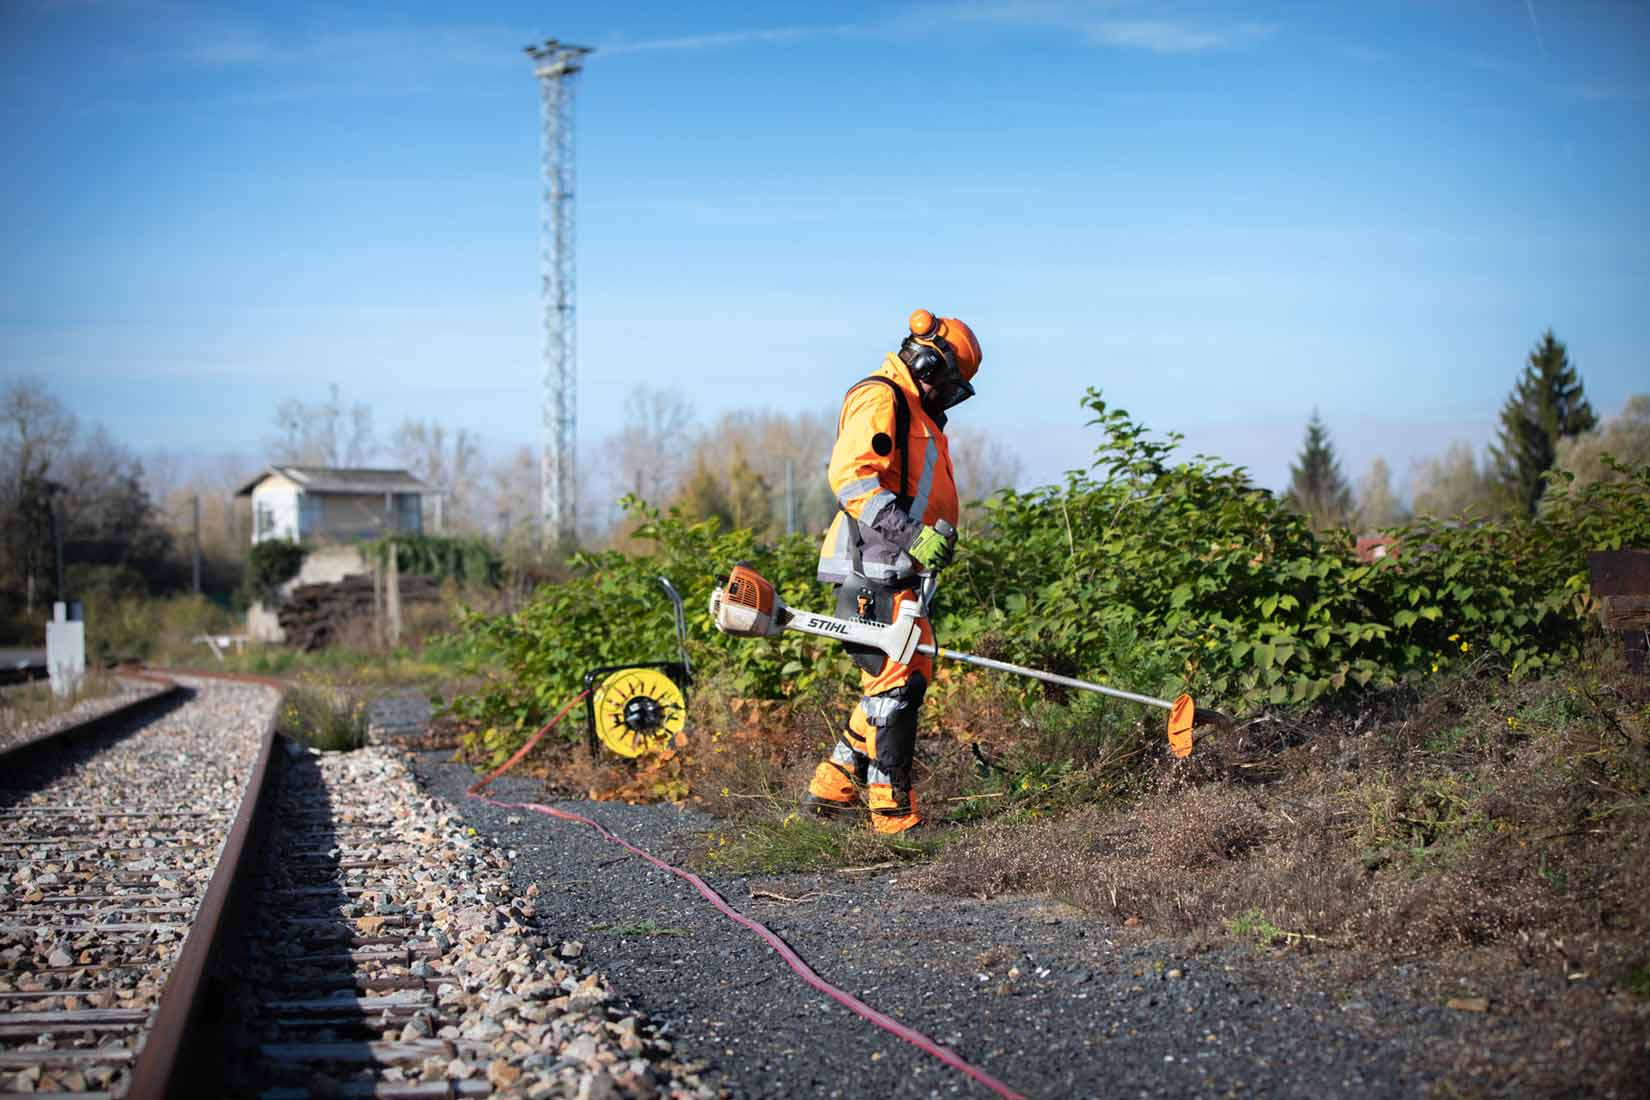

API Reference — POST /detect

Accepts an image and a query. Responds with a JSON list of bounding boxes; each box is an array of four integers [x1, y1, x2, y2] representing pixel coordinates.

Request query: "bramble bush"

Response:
[[945, 390, 1649, 710], [449, 392, 1650, 763], [448, 499, 843, 765]]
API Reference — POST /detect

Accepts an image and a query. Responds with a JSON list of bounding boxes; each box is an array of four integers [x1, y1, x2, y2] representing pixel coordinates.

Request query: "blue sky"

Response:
[[3, 0, 1647, 500]]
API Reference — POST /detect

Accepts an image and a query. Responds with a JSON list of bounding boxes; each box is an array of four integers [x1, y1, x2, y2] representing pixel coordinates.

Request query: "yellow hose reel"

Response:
[[582, 577, 693, 759], [590, 666, 687, 758]]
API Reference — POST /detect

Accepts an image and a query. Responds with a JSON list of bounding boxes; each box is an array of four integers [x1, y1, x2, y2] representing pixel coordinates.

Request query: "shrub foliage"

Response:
[[449, 391, 1650, 762]]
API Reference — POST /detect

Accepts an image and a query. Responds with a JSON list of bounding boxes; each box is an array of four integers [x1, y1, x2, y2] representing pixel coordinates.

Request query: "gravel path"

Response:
[[409, 754, 1575, 1100]]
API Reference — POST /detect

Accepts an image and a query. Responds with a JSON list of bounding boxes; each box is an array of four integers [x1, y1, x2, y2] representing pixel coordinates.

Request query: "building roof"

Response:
[[235, 465, 432, 498]]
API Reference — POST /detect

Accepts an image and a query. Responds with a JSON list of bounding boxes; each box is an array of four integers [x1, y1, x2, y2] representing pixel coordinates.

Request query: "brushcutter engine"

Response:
[[709, 563, 788, 638]]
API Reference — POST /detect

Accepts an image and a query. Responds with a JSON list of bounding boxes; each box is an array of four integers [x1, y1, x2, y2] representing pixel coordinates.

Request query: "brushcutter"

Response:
[[709, 563, 1230, 757]]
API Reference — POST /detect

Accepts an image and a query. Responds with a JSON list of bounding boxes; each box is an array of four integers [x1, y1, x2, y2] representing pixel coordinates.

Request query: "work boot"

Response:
[[801, 793, 860, 819]]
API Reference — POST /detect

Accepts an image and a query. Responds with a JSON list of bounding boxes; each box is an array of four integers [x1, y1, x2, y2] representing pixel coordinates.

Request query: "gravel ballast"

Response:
[[409, 755, 1573, 1099], [230, 744, 720, 1099]]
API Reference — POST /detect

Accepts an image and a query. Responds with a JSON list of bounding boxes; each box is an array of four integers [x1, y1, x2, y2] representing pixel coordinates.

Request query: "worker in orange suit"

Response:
[[804, 310, 982, 833]]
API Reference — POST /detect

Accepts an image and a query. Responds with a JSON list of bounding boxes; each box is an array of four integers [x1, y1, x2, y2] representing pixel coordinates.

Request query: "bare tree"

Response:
[[268, 383, 377, 467], [947, 425, 1025, 512], [599, 385, 696, 506], [1411, 442, 1498, 519], [1, 379, 79, 610], [2, 377, 77, 490], [390, 418, 482, 533], [1354, 456, 1407, 529], [1551, 394, 1650, 499]]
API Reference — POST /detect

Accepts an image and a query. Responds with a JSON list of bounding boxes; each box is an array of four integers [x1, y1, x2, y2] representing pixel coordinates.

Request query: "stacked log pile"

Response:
[[277, 573, 439, 651]]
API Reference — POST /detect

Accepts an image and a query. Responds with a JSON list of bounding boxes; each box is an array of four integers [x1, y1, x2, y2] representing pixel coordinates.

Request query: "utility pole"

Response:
[[52, 497, 65, 605], [525, 39, 594, 554], [785, 461, 796, 536], [191, 495, 202, 595]]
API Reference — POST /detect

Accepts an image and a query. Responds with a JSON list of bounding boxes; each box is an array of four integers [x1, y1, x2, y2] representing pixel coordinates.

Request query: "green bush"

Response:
[[245, 539, 306, 602], [447, 393, 1650, 764], [942, 390, 1650, 710], [79, 593, 236, 665], [369, 534, 500, 588], [447, 498, 833, 762]]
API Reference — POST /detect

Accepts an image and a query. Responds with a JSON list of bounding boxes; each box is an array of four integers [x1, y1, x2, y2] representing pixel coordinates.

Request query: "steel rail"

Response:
[[125, 668, 288, 1100]]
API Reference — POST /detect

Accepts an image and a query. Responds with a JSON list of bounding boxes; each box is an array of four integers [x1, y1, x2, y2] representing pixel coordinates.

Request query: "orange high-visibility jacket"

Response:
[[816, 353, 959, 585]]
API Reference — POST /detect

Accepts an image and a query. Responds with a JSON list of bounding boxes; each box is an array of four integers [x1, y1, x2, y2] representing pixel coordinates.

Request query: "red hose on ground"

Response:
[[464, 691, 1026, 1100]]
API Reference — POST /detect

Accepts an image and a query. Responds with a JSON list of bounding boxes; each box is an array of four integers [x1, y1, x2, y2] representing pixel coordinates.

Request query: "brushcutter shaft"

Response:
[[915, 645, 1174, 711]]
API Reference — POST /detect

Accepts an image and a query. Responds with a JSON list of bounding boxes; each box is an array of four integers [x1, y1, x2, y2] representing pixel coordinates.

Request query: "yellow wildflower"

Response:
[[1460, 642, 1470, 653]]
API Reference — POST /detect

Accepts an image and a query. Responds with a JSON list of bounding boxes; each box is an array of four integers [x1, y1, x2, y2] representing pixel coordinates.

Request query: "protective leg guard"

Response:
[[805, 732, 868, 816], [868, 781, 921, 834]]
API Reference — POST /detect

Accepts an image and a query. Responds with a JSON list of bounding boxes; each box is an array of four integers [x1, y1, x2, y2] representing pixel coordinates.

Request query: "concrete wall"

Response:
[[294, 544, 370, 585], [245, 544, 373, 643], [251, 482, 300, 543]]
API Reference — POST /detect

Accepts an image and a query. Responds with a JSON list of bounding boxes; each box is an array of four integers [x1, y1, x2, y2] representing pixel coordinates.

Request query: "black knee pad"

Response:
[[867, 671, 927, 774]]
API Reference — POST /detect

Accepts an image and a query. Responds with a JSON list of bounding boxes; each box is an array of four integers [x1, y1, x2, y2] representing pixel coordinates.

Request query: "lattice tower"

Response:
[[524, 39, 593, 550]]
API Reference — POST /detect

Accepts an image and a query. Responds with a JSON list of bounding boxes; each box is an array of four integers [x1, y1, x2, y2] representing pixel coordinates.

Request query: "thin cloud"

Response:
[[1523, 0, 1547, 61], [176, 23, 520, 71], [601, 24, 863, 54], [1084, 18, 1275, 53], [953, 1, 1279, 54]]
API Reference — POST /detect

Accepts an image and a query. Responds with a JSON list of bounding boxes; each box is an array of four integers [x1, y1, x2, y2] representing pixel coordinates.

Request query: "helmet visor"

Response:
[[926, 366, 975, 411]]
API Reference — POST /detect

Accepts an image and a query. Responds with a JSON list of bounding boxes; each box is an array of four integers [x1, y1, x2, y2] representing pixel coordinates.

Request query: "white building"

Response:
[[235, 466, 433, 544]]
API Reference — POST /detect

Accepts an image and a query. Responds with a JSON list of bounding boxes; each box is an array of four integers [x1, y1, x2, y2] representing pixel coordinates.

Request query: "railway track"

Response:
[[2, 671, 714, 1099], [0, 673, 280, 1099]]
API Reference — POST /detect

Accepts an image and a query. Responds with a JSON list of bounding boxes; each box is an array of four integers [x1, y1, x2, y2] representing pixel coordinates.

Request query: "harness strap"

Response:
[[841, 375, 911, 576]]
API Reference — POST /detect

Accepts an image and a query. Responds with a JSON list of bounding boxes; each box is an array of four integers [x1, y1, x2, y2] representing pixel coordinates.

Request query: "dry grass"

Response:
[[0, 668, 124, 739], [915, 659, 1650, 964], [906, 654, 1650, 1094]]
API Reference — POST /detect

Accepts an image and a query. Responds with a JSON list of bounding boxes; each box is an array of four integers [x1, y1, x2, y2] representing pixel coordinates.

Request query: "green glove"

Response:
[[907, 523, 957, 571]]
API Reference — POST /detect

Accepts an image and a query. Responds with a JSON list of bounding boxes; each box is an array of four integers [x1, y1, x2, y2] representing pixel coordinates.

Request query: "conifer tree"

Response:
[[1489, 330, 1597, 515], [1285, 409, 1353, 533]]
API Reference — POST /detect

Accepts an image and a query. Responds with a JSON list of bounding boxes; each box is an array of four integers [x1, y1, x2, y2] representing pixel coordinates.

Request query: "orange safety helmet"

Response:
[[901, 309, 982, 411]]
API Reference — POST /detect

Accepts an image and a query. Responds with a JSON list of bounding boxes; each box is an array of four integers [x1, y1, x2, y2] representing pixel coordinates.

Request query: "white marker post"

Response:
[[46, 602, 85, 699]]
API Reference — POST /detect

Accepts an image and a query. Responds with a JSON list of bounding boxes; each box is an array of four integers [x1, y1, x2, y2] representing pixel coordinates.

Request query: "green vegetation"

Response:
[[448, 497, 832, 766], [700, 813, 940, 875], [450, 388, 1650, 770], [1490, 329, 1597, 515], [1285, 409, 1353, 532], [275, 685, 368, 751], [245, 539, 306, 601], [368, 534, 501, 588]]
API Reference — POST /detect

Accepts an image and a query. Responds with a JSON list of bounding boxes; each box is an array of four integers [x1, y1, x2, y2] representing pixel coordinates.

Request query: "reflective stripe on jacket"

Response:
[[816, 353, 959, 584]]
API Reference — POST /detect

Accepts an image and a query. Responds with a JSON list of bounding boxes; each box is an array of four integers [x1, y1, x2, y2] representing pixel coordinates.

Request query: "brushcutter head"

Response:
[[710, 563, 789, 638], [1167, 694, 1233, 758]]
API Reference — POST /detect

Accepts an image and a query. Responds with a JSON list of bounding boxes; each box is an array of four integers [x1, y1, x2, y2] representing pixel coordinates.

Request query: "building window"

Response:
[[255, 501, 276, 540], [298, 494, 321, 538], [394, 493, 422, 534]]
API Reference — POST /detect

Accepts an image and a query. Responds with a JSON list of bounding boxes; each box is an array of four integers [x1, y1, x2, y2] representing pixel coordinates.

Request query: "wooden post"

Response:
[[373, 556, 384, 648], [1588, 550, 1650, 673], [386, 546, 402, 648]]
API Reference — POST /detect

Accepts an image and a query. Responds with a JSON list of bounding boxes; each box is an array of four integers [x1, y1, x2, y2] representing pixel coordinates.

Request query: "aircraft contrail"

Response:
[[1524, 0, 1548, 60]]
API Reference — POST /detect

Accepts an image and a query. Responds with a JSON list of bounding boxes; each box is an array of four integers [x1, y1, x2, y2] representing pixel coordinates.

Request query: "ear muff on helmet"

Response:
[[898, 308, 977, 412]]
